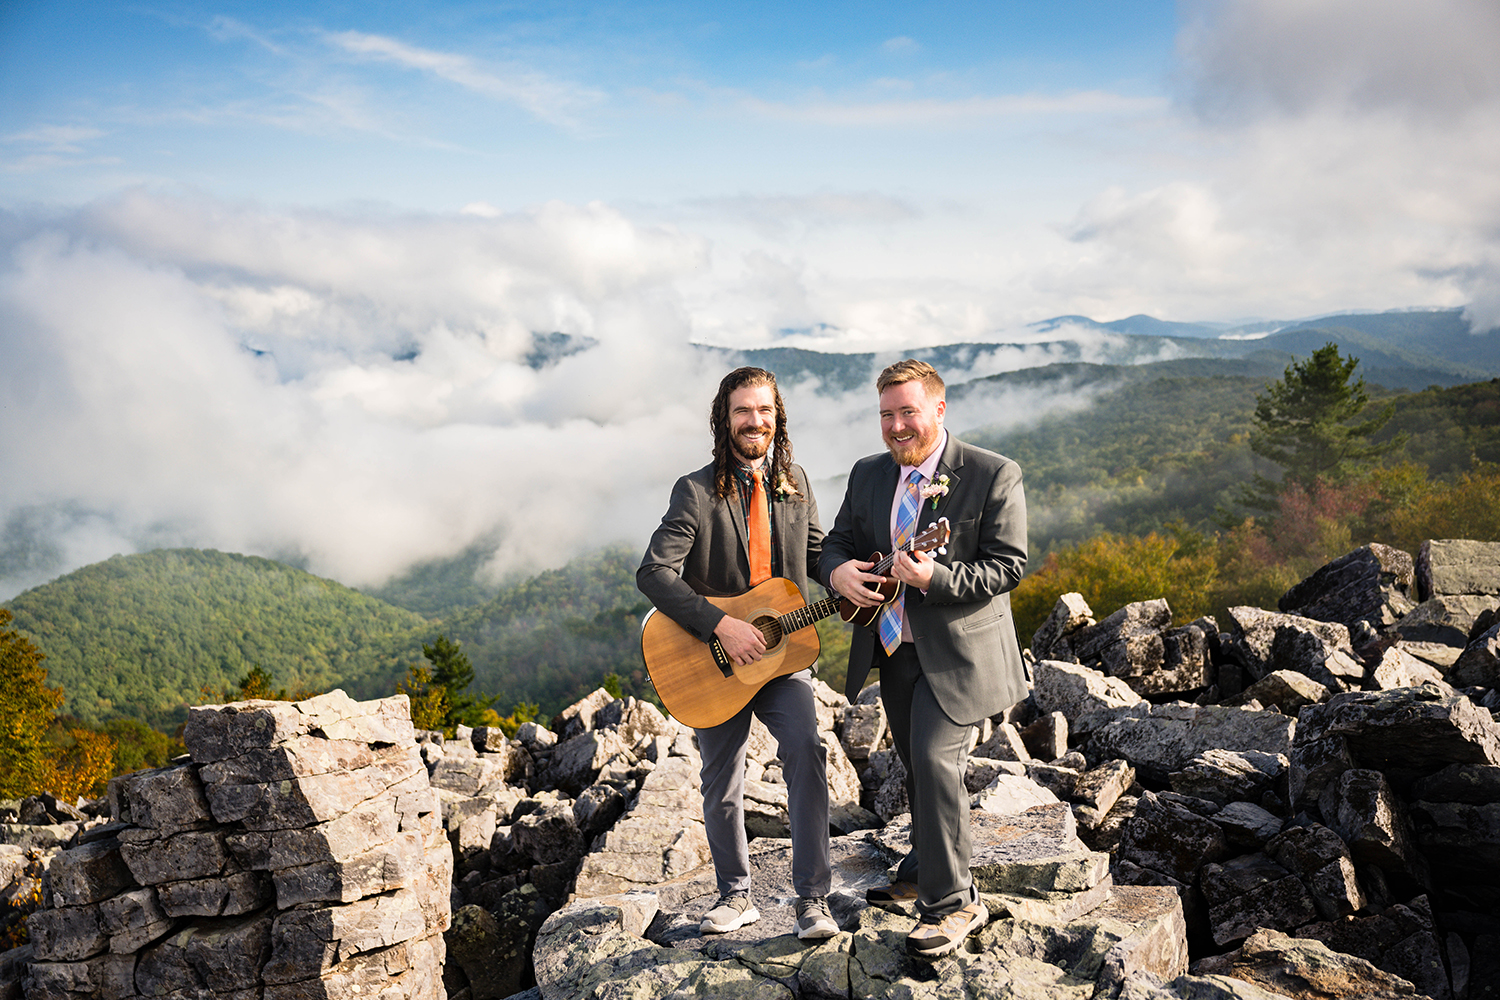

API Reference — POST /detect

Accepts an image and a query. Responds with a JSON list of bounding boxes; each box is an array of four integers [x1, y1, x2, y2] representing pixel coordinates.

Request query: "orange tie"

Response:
[[748, 468, 772, 585]]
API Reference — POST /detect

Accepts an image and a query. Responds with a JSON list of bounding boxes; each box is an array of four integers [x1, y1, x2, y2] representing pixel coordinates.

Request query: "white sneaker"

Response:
[[795, 896, 838, 940], [700, 893, 760, 933]]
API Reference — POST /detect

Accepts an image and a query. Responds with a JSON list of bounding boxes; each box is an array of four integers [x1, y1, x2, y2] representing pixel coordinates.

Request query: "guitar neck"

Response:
[[776, 596, 841, 636]]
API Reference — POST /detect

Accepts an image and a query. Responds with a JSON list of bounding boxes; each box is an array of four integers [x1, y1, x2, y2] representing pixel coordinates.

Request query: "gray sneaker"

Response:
[[795, 896, 838, 940], [701, 893, 760, 933]]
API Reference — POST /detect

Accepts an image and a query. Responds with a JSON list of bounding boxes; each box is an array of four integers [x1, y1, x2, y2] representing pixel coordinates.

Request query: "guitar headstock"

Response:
[[913, 517, 951, 557]]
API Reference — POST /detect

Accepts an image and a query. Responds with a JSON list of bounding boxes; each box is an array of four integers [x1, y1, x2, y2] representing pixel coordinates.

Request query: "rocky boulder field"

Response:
[[3, 537, 1499, 1000]]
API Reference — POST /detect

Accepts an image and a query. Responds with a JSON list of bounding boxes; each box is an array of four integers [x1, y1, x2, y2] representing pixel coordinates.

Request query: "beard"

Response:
[[733, 427, 772, 462], [885, 426, 939, 466]]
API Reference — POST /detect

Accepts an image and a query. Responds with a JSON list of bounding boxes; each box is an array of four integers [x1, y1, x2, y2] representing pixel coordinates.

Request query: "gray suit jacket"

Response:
[[638, 462, 824, 641], [821, 435, 1028, 724]]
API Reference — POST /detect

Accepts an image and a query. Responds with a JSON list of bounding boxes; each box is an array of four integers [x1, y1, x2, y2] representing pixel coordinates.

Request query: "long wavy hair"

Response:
[[709, 367, 796, 501]]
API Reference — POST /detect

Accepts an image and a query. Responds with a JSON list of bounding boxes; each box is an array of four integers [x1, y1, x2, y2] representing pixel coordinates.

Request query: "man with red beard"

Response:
[[638, 367, 837, 940], [824, 359, 1028, 959]]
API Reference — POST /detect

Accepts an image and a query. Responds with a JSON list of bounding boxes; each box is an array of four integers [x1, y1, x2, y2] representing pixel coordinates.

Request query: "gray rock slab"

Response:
[[1418, 538, 1500, 599], [839, 702, 887, 763], [1224, 669, 1330, 716], [1073, 759, 1136, 829], [1118, 791, 1229, 884], [183, 690, 415, 764], [1215, 928, 1423, 999], [26, 904, 107, 963], [1033, 659, 1146, 735], [1451, 620, 1500, 687], [972, 772, 1060, 816], [1318, 769, 1430, 893], [1087, 703, 1296, 785], [1213, 801, 1284, 850], [1295, 683, 1500, 786], [1168, 749, 1286, 807], [880, 802, 1110, 895], [46, 837, 134, 909], [1411, 761, 1500, 803], [1278, 543, 1416, 630], [1397, 594, 1500, 646], [997, 883, 1190, 997], [1031, 592, 1096, 662], [1071, 599, 1174, 663]]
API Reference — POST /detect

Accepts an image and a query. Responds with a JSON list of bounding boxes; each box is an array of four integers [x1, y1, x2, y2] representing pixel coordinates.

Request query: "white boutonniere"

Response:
[[920, 475, 950, 508], [774, 471, 802, 499]]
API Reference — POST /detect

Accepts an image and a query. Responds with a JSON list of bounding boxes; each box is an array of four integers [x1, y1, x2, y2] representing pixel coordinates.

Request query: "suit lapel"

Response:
[[872, 455, 899, 552], [927, 433, 965, 522], [726, 475, 750, 576]]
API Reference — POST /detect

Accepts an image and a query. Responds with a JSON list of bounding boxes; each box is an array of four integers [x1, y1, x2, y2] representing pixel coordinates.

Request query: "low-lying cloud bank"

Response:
[[0, 193, 1123, 600]]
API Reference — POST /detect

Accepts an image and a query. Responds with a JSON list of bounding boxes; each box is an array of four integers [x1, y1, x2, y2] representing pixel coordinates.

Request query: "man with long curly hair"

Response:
[[638, 366, 836, 940]]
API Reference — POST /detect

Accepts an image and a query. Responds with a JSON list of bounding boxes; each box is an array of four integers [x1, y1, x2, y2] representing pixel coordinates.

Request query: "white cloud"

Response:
[[1177, 0, 1500, 123], [0, 192, 718, 597], [4, 125, 107, 151], [1042, 0, 1500, 323], [325, 30, 605, 127]]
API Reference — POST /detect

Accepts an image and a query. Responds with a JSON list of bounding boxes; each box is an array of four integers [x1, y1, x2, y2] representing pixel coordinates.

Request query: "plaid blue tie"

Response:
[[877, 471, 923, 654]]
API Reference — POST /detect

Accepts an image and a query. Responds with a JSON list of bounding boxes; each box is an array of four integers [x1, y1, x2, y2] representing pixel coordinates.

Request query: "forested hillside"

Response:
[[966, 371, 1500, 554], [3, 550, 431, 728], [424, 547, 654, 714]]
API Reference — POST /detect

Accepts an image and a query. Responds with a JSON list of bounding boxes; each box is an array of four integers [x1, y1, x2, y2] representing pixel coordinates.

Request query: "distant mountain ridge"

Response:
[[708, 307, 1492, 394]]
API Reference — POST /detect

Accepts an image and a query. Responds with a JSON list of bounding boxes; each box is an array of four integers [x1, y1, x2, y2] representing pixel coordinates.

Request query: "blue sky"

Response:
[[3, 1, 1500, 595], [2, 2, 1176, 210]]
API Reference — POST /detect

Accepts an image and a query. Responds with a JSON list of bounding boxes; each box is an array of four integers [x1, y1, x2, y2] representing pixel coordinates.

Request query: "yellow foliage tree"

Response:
[[1385, 463, 1500, 551], [0, 609, 66, 799], [397, 663, 449, 733], [50, 728, 118, 802], [1011, 531, 1218, 648]]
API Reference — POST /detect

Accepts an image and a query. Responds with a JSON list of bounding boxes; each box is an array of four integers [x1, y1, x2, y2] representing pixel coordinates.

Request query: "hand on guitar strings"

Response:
[[830, 558, 889, 609], [890, 547, 934, 592], [714, 615, 768, 666]]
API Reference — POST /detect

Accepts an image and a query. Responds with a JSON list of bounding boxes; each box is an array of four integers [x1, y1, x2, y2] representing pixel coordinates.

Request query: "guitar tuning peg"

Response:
[[938, 547, 947, 556]]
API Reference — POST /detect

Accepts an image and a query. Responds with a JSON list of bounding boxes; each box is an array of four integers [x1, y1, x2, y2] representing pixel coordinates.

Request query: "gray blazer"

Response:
[[821, 435, 1028, 724], [638, 462, 824, 641]]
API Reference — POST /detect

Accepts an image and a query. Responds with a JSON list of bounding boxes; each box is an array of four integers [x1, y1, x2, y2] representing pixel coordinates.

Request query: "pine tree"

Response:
[[421, 634, 494, 731], [0, 609, 65, 798], [1241, 343, 1402, 510]]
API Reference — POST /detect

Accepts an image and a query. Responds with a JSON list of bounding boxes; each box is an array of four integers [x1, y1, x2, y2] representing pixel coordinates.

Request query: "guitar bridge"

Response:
[[709, 638, 734, 678]]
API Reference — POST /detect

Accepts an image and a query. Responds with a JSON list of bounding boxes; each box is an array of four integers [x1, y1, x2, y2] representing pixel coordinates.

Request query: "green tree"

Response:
[[1242, 343, 1401, 509], [422, 634, 495, 731], [0, 609, 65, 798], [101, 718, 186, 774]]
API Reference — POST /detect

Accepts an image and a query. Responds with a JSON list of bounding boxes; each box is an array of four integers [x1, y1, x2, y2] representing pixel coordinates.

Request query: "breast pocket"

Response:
[[942, 517, 979, 560]]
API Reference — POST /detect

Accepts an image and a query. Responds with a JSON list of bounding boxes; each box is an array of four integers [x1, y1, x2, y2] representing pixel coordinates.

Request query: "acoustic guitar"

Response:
[[641, 518, 950, 728]]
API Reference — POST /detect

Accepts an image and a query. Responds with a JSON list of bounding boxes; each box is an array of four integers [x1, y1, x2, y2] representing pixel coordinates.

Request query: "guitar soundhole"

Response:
[[756, 616, 784, 649]]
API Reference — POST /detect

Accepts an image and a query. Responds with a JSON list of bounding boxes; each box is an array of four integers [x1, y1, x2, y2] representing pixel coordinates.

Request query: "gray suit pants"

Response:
[[878, 643, 974, 917], [695, 670, 832, 899]]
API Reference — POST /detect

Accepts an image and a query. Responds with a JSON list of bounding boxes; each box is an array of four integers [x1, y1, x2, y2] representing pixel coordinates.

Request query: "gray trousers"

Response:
[[878, 642, 974, 918], [695, 669, 832, 899]]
